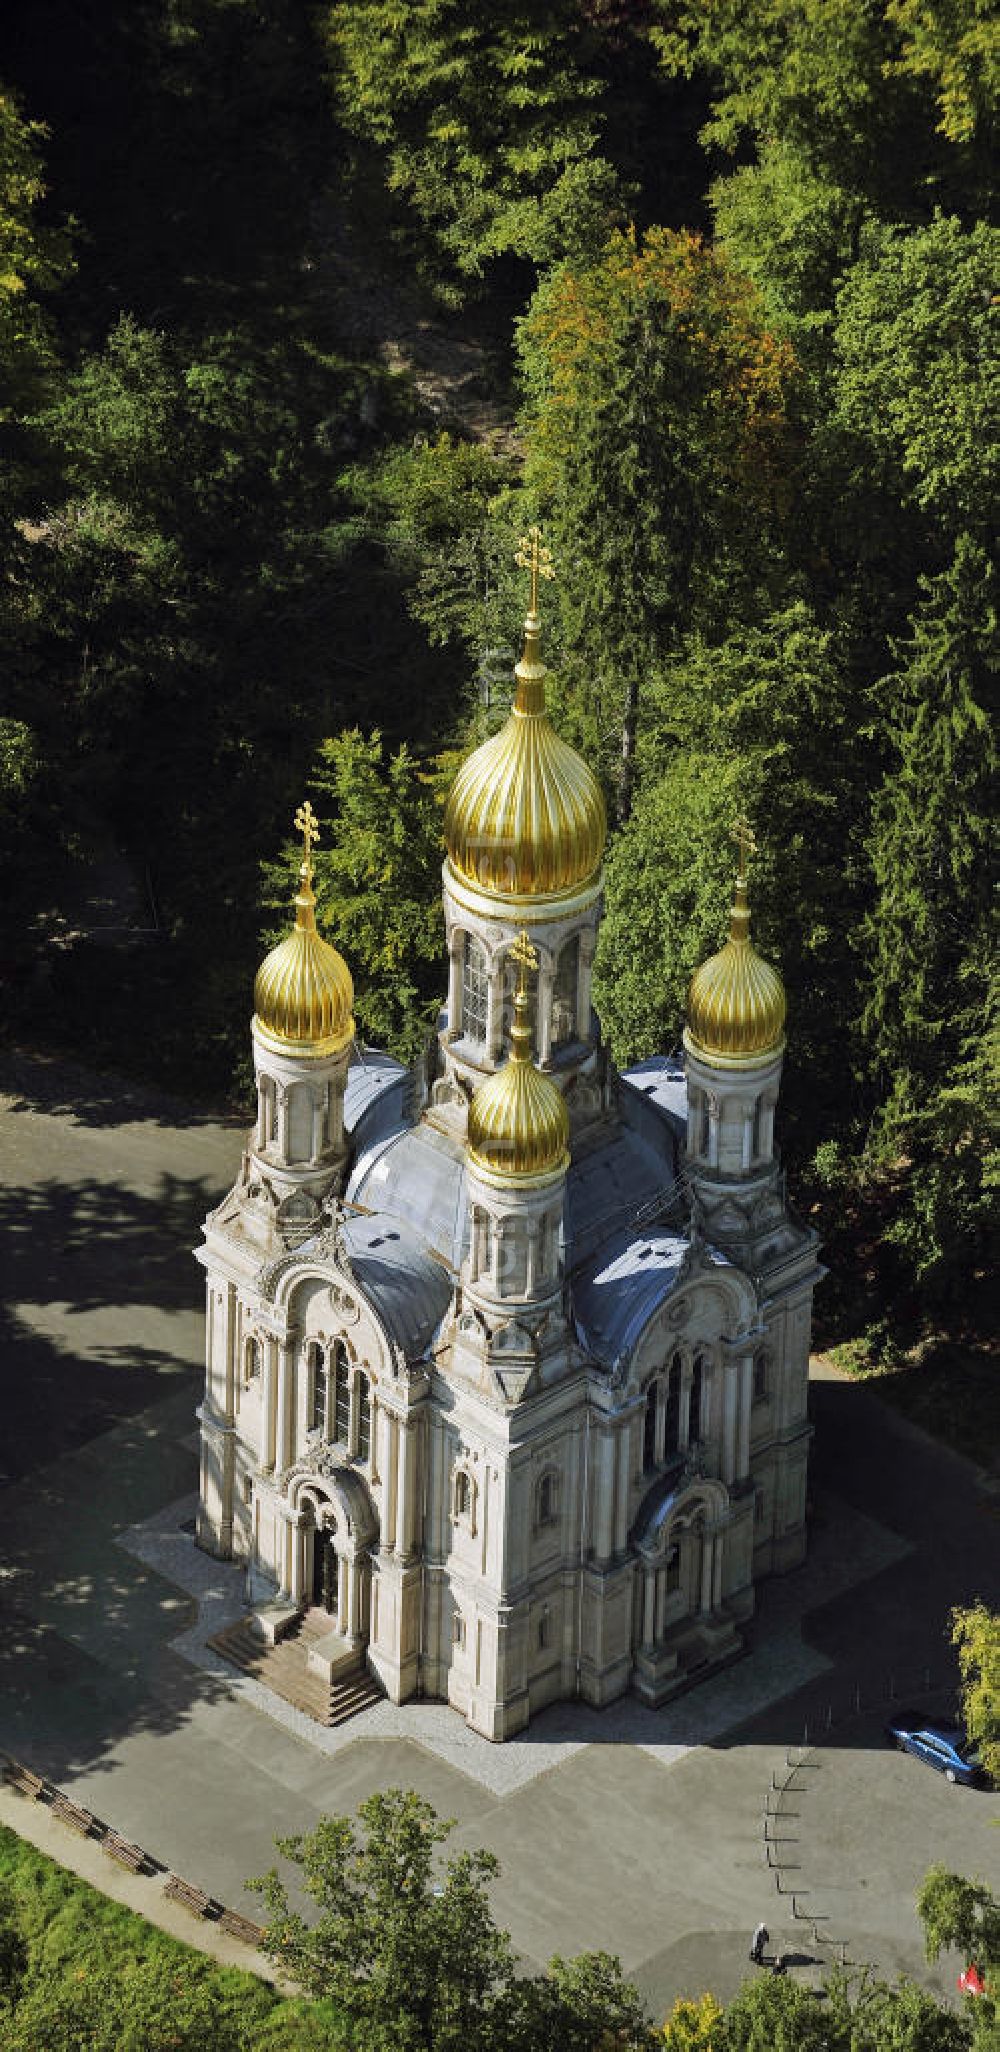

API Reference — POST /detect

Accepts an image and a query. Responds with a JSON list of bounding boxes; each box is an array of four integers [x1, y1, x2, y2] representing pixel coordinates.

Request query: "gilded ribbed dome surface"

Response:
[[254, 804, 355, 1058], [444, 615, 606, 900], [685, 876, 786, 1064], [468, 937, 570, 1181]]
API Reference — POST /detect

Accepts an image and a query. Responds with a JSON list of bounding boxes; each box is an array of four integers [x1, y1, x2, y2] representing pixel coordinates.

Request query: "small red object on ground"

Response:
[[959, 1964, 985, 1997]]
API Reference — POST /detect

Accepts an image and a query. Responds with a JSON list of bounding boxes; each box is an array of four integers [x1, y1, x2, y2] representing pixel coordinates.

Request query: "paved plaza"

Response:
[[1, 1050, 998, 2017]]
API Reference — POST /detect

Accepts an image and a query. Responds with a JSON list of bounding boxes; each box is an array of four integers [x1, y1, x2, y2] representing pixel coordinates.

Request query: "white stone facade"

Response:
[[197, 892, 822, 1743]]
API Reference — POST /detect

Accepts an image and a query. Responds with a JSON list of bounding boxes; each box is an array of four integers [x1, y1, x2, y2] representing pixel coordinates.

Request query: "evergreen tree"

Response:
[[863, 538, 998, 1296]]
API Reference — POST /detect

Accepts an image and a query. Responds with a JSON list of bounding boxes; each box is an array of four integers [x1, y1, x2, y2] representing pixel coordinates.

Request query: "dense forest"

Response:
[[0, 0, 996, 1357]]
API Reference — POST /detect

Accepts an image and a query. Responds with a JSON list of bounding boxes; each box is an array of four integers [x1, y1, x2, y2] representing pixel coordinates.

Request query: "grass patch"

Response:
[[0, 1822, 351, 2049]]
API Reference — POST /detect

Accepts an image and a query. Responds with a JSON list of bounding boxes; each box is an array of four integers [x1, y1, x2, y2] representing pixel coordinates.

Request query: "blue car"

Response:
[[885, 1713, 983, 1786]]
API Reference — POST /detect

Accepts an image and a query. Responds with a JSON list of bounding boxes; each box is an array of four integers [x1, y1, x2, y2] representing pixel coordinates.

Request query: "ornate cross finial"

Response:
[[731, 813, 756, 881], [295, 799, 321, 877], [515, 525, 555, 616], [510, 926, 538, 997]]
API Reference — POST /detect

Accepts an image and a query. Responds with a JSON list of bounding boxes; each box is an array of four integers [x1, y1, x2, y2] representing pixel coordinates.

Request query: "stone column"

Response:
[[654, 1377, 666, 1463], [261, 1337, 277, 1472], [721, 1363, 737, 1485], [311, 1096, 324, 1164], [275, 1342, 295, 1473], [398, 1419, 420, 1559], [447, 941, 462, 1039], [338, 1554, 349, 1636], [642, 1568, 656, 1650], [577, 936, 594, 1042], [276, 1085, 289, 1162], [679, 1367, 693, 1451], [713, 1527, 724, 1609], [592, 1429, 617, 1559], [384, 1410, 399, 1550], [741, 1105, 753, 1172], [737, 1353, 753, 1480], [762, 1099, 776, 1160], [700, 1528, 714, 1614], [525, 1218, 538, 1297], [289, 1514, 307, 1604], [537, 964, 554, 1065], [486, 968, 502, 1064], [615, 1422, 632, 1552]]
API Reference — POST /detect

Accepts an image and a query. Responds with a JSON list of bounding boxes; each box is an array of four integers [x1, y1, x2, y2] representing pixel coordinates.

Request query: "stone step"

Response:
[[208, 1616, 383, 1729]]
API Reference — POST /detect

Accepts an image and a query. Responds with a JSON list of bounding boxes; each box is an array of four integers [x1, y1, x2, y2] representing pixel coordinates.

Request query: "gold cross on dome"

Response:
[[510, 927, 538, 996], [294, 799, 321, 874], [515, 526, 555, 615], [731, 813, 756, 880]]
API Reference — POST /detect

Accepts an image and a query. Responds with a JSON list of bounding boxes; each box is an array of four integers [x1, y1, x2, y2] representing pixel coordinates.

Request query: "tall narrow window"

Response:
[[753, 1353, 768, 1405], [334, 1344, 351, 1444], [455, 1470, 471, 1518], [751, 1095, 764, 1160], [244, 1338, 261, 1386], [538, 1471, 557, 1526], [357, 1372, 371, 1463], [666, 1543, 681, 1593], [690, 1355, 704, 1444], [311, 1346, 328, 1434], [552, 936, 580, 1047], [665, 1356, 681, 1455], [643, 1382, 658, 1471], [462, 935, 489, 1042], [700, 1097, 711, 1157]]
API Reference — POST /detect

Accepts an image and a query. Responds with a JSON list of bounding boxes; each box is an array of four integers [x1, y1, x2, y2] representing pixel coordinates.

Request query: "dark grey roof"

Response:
[[341, 1210, 452, 1361], [622, 1056, 688, 1136], [569, 1225, 732, 1367]]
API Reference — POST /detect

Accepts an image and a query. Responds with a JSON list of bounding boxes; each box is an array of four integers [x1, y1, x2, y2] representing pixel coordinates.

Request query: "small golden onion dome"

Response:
[[444, 608, 606, 901], [685, 869, 786, 1066], [254, 805, 354, 1058], [468, 940, 570, 1183]]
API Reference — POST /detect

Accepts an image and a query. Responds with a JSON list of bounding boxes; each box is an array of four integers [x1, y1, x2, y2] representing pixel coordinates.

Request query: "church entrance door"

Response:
[[312, 1527, 336, 1613]]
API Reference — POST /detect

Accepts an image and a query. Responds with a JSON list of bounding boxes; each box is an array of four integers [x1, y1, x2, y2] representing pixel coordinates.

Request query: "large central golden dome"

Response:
[[444, 599, 606, 903], [684, 854, 786, 1067], [254, 804, 354, 1059], [468, 936, 570, 1183]]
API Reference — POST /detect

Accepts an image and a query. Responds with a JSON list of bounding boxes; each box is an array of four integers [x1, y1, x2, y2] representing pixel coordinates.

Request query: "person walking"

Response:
[[750, 1922, 769, 1966]]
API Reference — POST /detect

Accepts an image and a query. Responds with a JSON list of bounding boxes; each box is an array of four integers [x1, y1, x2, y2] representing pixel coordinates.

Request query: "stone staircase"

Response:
[[209, 1608, 384, 1728]]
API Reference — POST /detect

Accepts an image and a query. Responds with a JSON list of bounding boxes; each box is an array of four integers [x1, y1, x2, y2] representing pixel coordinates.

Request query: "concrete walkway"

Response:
[[1, 1051, 998, 2020]]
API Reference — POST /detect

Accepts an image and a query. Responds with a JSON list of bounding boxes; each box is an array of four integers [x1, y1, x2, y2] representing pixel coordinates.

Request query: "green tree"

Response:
[[267, 728, 445, 1060], [506, 1949, 654, 2050], [713, 1970, 837, 2050], [862, 539, 998, 1297], [517, 226, 798, 815], [326, 0, 629, 288], [248, 1787, 516, 2050], [661, 1991, 724, 2047], [885, 0, 999, 146], [951, 1604, 1000, 1789], [918, 1867, 1000, 2034]]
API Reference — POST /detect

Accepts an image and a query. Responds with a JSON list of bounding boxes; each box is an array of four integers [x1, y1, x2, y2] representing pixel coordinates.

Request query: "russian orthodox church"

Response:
[[196, 536, 822, 1740]]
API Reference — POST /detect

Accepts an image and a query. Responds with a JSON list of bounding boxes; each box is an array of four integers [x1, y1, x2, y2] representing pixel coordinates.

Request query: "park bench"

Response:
[[49, 1790, 97, 1836], [102, 1831, 151, 1874], [2, 1759, 47, 1800], [218, 1908, 266, 1946], [163, 1874, 221, 1920]]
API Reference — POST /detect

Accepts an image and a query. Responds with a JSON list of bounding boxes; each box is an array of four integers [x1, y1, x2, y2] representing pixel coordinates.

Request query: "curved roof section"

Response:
[[340, 1210, 452, 1360], [569, 1224, 733, 1368]]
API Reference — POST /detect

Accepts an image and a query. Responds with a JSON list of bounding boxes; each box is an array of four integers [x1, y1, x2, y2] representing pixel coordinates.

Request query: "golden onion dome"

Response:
[[253, 803, 355, 1059], [468, 933, 570, 1183], [684, 831, 786, 1066], [444, 533, 606, 901]]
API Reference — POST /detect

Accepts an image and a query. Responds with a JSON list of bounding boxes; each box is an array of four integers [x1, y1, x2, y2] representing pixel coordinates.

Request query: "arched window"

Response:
[[538, 1470, 557, 1526], [311, 1346, 328, 1434], [244, 1337, 261, 1385], [666, 1543, 681, 1593], [455, 1469, 471, 1519], [357, 1372, 371, 1463], [333, 1344, 351, 1444], [665, 1356, 682, 1456], [462, 935, 489, 1042], [700, 1096, 711, 1157], [452, 1609, 466, 1648], [690, 1355, 704, 1444], [643, 1382, 658, 1472], [552, 936, 579, 1047]]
